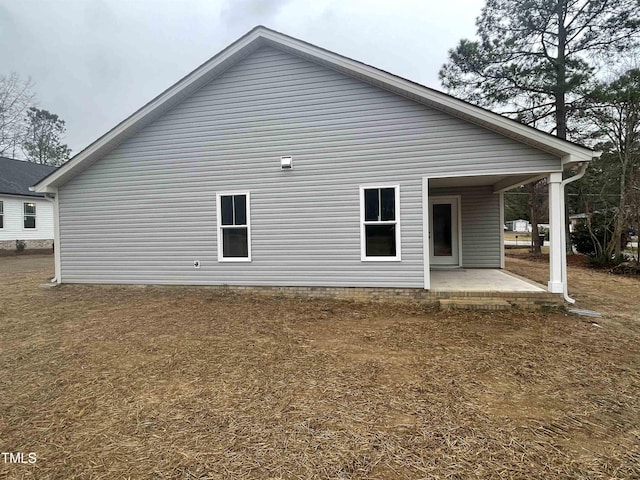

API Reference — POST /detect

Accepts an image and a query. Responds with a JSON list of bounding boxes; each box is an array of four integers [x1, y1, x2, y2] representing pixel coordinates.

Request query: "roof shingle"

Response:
[[0, 157, 58, 197]]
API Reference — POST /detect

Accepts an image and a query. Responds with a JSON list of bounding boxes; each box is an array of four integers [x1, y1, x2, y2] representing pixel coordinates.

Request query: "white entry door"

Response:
[[429, 197, 460, 267]]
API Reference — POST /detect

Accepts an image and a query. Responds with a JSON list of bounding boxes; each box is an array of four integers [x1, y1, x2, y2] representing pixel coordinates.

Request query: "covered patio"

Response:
[[423, 168, 587, 302], [427, 268, 560, 310]]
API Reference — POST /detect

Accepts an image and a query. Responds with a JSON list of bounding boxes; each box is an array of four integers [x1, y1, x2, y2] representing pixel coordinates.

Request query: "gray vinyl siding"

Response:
[[58, 46, 561, 287], [430, 186, 501, 268]]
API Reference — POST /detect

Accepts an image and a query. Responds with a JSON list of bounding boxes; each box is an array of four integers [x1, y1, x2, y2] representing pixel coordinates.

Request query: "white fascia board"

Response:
[[562, 151, 602, 166]]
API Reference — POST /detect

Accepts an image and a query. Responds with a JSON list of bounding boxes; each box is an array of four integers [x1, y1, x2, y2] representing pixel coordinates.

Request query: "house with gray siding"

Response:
[[33, 26, 599, 300]]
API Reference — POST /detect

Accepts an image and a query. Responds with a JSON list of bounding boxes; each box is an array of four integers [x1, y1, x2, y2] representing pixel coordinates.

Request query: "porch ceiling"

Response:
[[429, 173, 547, 192]]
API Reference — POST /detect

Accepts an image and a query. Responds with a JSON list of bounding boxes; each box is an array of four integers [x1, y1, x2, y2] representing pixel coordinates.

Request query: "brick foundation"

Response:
[[204, 284, 564, 310], [0, 239, 54, 250]]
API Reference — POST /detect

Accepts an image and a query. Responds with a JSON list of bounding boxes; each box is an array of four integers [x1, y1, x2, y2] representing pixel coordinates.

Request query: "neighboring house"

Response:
[[569, 213, 588, 233], [0, 157, 57, 250], [33, 26, 600, 297], [506, 219, 531, 233]]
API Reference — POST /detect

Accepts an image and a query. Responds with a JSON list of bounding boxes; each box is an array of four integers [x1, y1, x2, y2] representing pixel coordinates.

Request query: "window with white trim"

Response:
[[24, 202, 36, 229], [217, 193, 251, 261], [0, 201, 3, 229], [360, 185, 400, 261]]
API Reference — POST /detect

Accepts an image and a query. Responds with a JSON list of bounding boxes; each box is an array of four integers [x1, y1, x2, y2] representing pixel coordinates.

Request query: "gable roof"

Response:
[[0, 157, 57, 197], [33, 26, 599, 193]]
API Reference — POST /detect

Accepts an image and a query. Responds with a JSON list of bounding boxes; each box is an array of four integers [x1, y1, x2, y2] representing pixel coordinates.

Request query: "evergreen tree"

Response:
[[440, 0, 640, 139]]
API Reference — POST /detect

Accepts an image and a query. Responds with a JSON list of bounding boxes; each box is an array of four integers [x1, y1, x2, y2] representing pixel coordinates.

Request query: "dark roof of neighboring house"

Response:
[[0, 157, 58, 197]]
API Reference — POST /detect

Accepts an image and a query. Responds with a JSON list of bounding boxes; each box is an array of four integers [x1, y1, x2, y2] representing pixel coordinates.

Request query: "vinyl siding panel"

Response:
[[430, 186, 501, 268], [58, 46, 560, 287]]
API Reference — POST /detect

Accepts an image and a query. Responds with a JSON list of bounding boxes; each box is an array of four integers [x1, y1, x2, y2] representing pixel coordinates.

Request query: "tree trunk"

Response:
[[530, 218, 541, 256], [554, 0, 574, 255], [528, 182, 542, 256], [611, 169, 628, 258]]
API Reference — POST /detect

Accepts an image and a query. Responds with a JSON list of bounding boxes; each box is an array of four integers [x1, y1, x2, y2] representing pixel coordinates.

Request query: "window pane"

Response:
[[24, 216, 36, 229], [221, 196, 233, 225], [433, 203, 452, 256], [24, 203, 36, 215], [222, 227, 248, 257], [380, 188, 395, 221], [234, 195, 247, 226], [0, 215, 3, 229], [365, 224, 396, 256], [0, 201, 3, 214], [364, 189, 379, 221]]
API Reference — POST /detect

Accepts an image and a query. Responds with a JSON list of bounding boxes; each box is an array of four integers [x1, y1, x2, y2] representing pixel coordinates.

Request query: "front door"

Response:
[[429, 197, 460, 267]]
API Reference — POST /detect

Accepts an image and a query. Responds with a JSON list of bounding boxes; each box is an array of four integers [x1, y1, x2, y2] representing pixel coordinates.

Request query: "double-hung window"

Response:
[[24, 202, 36, 229], [0, 201, 3, 229], [217, 192, 251, 261], [360, 185, 400, 261]]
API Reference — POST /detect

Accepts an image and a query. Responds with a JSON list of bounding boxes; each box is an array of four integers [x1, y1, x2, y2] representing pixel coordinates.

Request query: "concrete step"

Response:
[[439, 298, 513, 311]]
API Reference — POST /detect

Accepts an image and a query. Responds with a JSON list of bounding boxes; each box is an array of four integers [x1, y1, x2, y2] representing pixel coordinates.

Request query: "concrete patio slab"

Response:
[[430, 269, 546, 292]]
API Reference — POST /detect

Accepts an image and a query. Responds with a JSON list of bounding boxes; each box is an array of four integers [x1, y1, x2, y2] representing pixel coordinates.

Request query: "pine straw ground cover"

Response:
[[1, 256, 639, 479]]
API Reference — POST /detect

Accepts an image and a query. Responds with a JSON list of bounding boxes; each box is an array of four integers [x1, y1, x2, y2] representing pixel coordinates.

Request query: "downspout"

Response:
[[42, 192, 59, 284], [560, 162, 588, 304]]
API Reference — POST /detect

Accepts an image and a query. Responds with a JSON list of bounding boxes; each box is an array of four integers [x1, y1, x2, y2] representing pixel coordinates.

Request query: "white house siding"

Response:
[[429, 186, 501, 268], [57, 46, 562, 287], [0, 195, 54, 248]]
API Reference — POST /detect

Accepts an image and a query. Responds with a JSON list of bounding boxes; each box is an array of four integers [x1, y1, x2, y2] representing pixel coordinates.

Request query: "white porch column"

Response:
[[422, 177, 430, 289], [548, 172, 563, 293]]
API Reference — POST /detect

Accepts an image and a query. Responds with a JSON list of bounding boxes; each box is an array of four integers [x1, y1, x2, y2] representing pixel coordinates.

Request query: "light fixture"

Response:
[[280, 156, 293, 169]]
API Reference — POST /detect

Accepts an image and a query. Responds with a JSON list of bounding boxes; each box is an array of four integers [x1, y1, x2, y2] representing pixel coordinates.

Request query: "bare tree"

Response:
[[585, 69, 640, 259], [0, 73, 35, 157]]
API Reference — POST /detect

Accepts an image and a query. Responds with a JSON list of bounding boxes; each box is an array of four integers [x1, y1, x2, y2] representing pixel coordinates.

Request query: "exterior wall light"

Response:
[[281, 156, 293, 169]]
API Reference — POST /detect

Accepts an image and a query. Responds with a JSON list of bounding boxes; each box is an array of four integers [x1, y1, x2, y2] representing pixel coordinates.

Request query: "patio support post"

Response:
[[548, 172, 563, 293], [422, 177, 430, 289]]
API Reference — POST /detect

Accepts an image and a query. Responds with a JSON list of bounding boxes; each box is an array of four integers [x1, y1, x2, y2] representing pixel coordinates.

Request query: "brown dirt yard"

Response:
[[1, 255, 639, 479]]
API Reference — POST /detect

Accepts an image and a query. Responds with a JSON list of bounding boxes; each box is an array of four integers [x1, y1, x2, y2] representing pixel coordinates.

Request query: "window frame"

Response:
[[23, 202, 37, 230], [216, 191, 252, 262], [359, 184, 401, 262]]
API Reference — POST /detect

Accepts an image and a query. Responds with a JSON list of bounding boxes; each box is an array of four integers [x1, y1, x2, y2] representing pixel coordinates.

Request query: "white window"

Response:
[[0, 201, 3, 229], [217, 192, 251, 261], [360, 185, 401, 261], [24, 202, 36, 229]]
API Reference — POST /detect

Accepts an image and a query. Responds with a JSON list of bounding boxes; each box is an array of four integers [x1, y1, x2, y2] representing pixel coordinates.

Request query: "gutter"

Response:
[[560, 162, 589, 304]]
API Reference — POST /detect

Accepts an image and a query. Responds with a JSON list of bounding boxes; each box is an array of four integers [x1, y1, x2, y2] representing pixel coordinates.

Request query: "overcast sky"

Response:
[[0, 0, 484, 154]]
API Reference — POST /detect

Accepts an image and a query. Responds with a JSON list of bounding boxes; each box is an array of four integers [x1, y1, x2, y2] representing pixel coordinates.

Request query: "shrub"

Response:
[[588, 253, 628, 268], [15, 240, 26, 252], [570, 212, 629, 265]]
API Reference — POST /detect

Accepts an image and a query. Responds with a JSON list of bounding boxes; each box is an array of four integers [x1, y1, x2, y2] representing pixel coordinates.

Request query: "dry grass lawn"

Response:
[[506, 249, 640, 327], [1, 255, 639, 479]]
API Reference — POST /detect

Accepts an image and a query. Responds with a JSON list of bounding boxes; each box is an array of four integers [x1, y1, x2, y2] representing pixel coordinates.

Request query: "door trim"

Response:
[[428, 195, 462, 269]]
